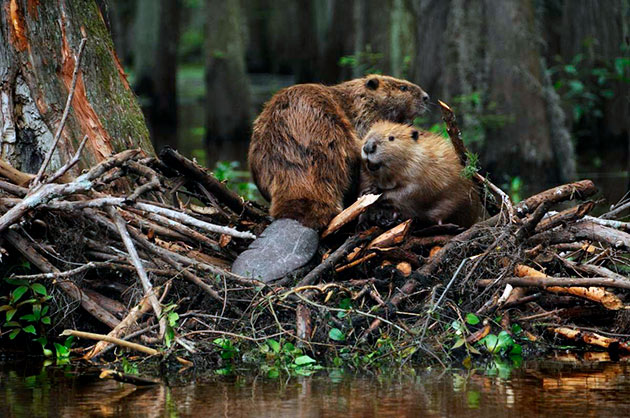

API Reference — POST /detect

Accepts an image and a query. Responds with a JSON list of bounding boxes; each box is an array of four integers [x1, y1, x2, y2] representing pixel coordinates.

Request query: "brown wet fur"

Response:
[[361, 121, 481, 228], [249, 75, 429, 229]]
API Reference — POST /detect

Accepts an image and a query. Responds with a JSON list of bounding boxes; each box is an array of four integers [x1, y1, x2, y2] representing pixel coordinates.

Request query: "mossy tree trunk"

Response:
[[205, 0, 251, 142], [0, 0, 153, 176]]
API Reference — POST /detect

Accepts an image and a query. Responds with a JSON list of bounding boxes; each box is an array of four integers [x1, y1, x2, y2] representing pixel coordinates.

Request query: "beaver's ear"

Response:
[[411, 130, 419, 141], [366, 78, 379, 90]]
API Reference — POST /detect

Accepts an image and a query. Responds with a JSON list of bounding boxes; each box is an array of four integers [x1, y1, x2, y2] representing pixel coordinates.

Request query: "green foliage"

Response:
[[1, 275, 52, 344], [258, 338, 323, 378], [339, 45, 384, 75], [213, 160, 260, 201], [462, 152, 480, 179], [508, 176, 523, 203], [213, 337, 239, 375], [121, 357, 139, 375], [549, 44, 630, 137], [52, 336, 74, 363], [161, 303, 180, 348]]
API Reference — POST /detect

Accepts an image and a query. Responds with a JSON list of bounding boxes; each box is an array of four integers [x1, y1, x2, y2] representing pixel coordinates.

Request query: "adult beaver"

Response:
[[360, 121, 481, 227], [233, 75, 430, 282]]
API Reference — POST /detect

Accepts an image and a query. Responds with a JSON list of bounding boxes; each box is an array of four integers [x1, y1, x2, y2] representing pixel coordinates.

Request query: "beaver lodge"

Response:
[[0, 101, 629, 380]]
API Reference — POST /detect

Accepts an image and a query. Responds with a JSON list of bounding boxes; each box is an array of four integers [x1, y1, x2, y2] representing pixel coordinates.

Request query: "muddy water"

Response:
[[3, 358, 630, 417]]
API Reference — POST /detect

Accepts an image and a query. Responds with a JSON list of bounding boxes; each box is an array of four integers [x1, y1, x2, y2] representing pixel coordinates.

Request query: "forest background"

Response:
[[10, 0, 630, 204]]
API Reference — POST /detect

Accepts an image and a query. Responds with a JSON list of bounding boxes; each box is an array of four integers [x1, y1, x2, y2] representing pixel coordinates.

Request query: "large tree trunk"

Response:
[[408, 0, 576, 190], [205, 0, 252, 143], [0, 0, 153, 176]]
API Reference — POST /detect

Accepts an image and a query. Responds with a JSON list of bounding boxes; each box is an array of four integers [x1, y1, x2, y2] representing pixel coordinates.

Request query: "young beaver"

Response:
[[234, 76, 429, 282], [248, 75, 430, 230], [361, 121, 480, 227]]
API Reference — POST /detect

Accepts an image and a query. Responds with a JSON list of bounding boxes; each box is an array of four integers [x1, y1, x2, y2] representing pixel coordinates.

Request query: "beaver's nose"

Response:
[[422, 92, 430, 103], [363, 140, 377, 155]]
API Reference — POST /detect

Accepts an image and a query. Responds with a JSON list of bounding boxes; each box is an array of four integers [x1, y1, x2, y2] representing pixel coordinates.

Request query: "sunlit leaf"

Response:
[[11, 286, 29, 303], [294, 355, 316, 366], [465, 313, 480, 325], [328, 328, 345, 342], [267, 339, 280, 353], [30, 283, 47, 296]]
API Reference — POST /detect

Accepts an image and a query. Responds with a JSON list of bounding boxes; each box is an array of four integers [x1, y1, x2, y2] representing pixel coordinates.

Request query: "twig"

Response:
[[108, 207, 167, 339], [33, 38, 87, 185], [46, 135, 89, 184]]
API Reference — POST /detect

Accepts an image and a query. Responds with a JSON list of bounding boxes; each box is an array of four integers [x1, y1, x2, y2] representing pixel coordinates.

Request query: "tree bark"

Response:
[[0, 0, 153, 176], [205, 0, 251, 142]]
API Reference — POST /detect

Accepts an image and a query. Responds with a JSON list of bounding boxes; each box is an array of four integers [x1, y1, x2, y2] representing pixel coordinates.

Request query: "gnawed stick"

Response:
[[514, 264, 623, 310], [322, 193, 381, 238], [85, 294, 153, 360], [550, 327, 630, 352], [108, 207, 167, 339]]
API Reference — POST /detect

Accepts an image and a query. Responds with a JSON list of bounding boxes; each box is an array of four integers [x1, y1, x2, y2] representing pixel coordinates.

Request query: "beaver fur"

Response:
[[248, 75, 430, 229], [361, 121, 481, 227]]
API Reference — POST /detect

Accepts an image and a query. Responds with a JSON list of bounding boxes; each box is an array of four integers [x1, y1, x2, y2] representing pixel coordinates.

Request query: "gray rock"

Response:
[[232, 219, 319, 282]]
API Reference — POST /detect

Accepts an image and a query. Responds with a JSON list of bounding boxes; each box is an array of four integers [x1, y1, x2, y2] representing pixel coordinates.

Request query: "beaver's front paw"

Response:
[[359, 205, 400, 229]]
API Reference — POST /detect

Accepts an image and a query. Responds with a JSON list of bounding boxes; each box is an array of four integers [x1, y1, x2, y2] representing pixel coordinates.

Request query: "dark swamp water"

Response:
[[4, 356, 630, 417]]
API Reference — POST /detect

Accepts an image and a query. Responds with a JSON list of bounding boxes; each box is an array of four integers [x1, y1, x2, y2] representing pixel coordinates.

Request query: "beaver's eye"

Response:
[[388, 136, 395, 141], [399, 85, 408, 92]]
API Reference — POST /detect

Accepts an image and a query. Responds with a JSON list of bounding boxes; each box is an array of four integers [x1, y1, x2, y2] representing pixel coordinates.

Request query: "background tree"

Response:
[[205, 0, 251, 143], [0, 0, 153, 175], [133, 0, 180, 128]]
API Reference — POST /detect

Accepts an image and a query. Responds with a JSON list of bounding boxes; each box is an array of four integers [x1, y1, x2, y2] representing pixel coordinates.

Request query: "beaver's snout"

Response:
[[363, 139, 377, 155]]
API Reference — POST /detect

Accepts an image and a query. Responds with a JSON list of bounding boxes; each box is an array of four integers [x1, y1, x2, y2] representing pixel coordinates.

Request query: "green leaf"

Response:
[[509, 343, 523, 355], [30, 283, 47, 296], [9, 328, 20, 339], [4, 278, 28, 286], [333, 357, 343, 367], [328, 328, 345, 342], [267, 367, 279, 379], [267, 339, 280, 353], [19, 314, 36, 322], [5, 308, 17, 322], [22, 325, 36, 334], [465, 313, 480, 325], [11, 286, 29, 303], [0, 305, 13, 312], [511, 324, 522, 335], [214, 367, 232, 376], [564, 64, 577, 75], [282, 342, 296, 353], [568, 80, 585, 94], [294, 355, 316, 366], [451, 338, 465, 350], [482, 334, 500, 354], [41, 316, 51, 325]]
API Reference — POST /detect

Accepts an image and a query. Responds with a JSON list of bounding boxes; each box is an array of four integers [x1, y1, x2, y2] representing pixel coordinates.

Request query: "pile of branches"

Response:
[[0, 114, 629, 372]]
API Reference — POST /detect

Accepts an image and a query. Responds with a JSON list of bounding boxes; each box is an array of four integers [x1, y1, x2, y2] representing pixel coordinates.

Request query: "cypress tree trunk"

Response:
[[205, 0, 251, 142], [0, 0, 153, 175]]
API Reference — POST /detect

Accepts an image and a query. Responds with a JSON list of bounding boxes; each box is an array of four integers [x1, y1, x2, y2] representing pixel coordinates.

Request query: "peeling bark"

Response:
[[0, 0, 152, 176]]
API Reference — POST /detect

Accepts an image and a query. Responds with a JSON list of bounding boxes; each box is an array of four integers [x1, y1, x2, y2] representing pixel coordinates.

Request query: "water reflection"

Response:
[[3, 357, 630, 417]]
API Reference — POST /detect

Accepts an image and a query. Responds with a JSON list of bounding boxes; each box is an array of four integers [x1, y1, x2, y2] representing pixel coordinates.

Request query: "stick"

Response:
[[515, 180, 597, 217], [438, 100, 514, 218], [108, 207, 166, 339], [33, 38, 87, 185], [134, 202, 255, 240], [46, 135, 88, 184], [5, 230, 120, 328], [159, 147, 267, 220], [61, 329, 159, 356]]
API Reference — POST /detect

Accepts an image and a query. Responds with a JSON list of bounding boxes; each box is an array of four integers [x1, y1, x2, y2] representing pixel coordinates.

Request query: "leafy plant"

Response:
[[161, 303, 180, 348], [214, 337, 239, 375], [259, 338, 323, 378], [1, 278, 51, 341]]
